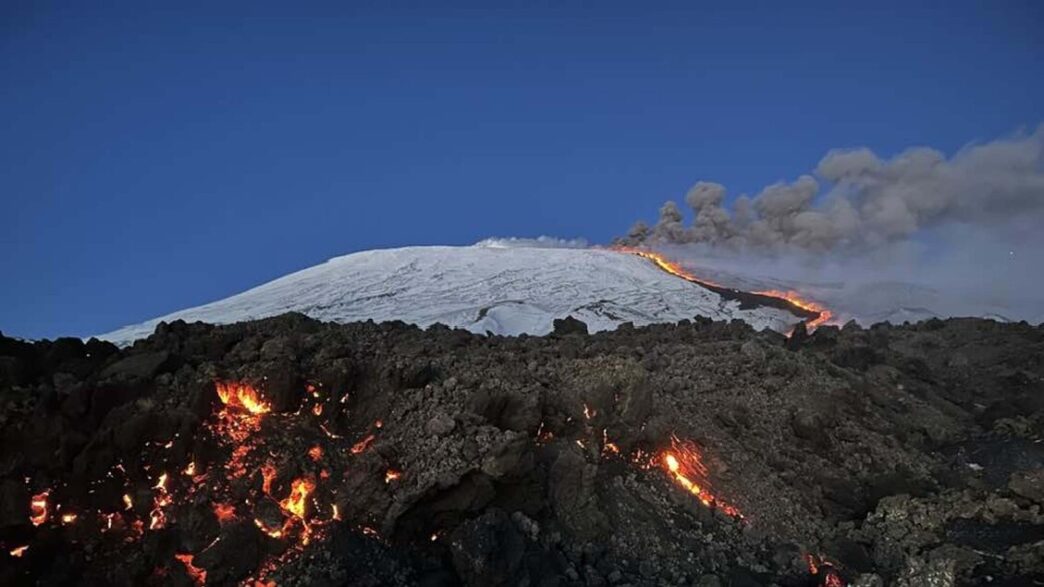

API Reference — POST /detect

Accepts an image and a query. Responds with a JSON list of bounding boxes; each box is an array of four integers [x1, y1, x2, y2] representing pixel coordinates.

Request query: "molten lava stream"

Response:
[[614, 246, 833, 330], [753, 289, 833, 329]]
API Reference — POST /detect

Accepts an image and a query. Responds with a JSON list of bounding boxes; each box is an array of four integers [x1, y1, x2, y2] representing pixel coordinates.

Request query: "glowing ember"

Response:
[[61, 512, 78, 524], [660, 436, 742, 518], [807, 554, 845, 587], [754, 289, 833, 329], [261, 462, 277, 496], [29, 491, 49, 526], [602, 430, 620, 456], [331, 504, 341, 521], [351, 434, 376, 454], [254, 518, 283, 539], [154, 472, 169, 491], [583, 404, 595, 420], [10, 545, 28, 557], [213, 503, 236, 523], [175, 553, 207, 586], [308, 445, 323, 462], [149, 508, 166, 530], [312, 403, 323, 416], [122, 494, 133, 510], [215, 381, 272, 415], [280, 477, 315, 519], [384, 469, 402, 484], [183, 461, 196, 476]]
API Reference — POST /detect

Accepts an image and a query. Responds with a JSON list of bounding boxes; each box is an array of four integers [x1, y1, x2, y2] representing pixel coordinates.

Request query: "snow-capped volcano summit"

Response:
[[97, 244, 801, 345]]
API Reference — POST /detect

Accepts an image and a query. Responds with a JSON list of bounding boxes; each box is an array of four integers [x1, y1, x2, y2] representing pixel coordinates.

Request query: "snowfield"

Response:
[[97, 245, 800, 345]]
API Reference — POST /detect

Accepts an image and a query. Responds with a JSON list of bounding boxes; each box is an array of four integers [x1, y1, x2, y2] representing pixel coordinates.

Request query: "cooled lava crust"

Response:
[[1, 314, 1043, 586]]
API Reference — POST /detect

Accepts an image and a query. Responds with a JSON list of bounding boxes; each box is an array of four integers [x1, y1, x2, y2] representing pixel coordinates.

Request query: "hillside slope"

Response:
[[98, 245, 797, 344]]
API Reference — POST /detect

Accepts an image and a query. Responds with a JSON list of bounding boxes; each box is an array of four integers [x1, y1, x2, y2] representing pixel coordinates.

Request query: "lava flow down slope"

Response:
[[3, 313, 1044, 585]]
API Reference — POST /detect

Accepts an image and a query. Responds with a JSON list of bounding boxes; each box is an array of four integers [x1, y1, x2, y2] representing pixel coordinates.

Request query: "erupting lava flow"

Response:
[[614, 247, 833, 331]]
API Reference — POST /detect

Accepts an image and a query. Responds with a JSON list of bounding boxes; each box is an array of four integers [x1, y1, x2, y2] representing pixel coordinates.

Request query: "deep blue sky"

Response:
[[2, 2, 1042, 339]]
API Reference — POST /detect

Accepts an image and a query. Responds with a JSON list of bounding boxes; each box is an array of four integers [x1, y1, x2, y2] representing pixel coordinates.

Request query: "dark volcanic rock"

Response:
[[1, 314, 1043, 586], [450, 509, 525, 585], [552, 315, 589, 336]]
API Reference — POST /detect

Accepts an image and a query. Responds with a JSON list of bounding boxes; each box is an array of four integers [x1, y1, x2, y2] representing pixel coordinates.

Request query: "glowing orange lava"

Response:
[[384, 469, 402, 484], [254, 518, 284, 539], [29, 491, 49, 526], [61, 512, 77, 525], [149, 508, 166, 530], [350, 434, 376, 454], [261, 462, 277, 496], [213, 502, 237, 524], [660, 436, 742, 518], [615, 247, 833, 330], [10, 545, 28, 557], [175, 553, 207, 586], [753, 289, 833, 329], [308, 445, 323, 462], [614, 247, 726, 288], [280, 477, 315, 519], [216, 381, 272, 415]]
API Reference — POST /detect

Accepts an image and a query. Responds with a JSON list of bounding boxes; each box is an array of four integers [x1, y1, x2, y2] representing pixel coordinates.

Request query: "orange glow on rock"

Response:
[[10, 545, 28, 557], [61, 512, 78, 525], [261, 462, 277, 496], [308, 445, 323, 462], [215, 381, 272, 415], [174, 553, 207, 586], [149, 508, 166, 530], [384, 469, 402, 484], [29, 491, 49, 526], [351, 434, 376, 454], [660, 436, 742, 518], [213, 502, 236, 524], [280, 477, 315, 519], [254, 518, 284, 539]]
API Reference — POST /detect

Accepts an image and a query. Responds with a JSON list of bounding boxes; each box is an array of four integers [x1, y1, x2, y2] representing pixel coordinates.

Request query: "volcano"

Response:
[[98, 244, 814, 345]]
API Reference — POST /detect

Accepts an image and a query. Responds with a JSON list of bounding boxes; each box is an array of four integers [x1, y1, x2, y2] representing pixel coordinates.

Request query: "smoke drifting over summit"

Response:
[[619, 126, 1044, 256]]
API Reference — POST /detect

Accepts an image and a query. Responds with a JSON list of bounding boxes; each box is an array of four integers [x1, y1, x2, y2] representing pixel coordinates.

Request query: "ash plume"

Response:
[[618, 125, 1044, 256]]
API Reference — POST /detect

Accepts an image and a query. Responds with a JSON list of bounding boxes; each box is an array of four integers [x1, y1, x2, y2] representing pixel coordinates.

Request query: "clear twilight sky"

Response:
[[1, 1, 1042, 339]]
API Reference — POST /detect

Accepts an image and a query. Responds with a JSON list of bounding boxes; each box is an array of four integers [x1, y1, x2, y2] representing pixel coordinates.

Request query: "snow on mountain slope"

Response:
[[97, 245, 800, 345]]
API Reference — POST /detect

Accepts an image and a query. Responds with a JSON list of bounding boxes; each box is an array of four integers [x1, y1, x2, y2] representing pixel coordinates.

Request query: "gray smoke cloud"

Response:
[[619, 125, 1044, 256]]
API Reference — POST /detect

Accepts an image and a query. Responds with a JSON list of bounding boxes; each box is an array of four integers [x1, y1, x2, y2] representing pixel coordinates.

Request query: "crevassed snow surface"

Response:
[[97, 246, 798, 345]]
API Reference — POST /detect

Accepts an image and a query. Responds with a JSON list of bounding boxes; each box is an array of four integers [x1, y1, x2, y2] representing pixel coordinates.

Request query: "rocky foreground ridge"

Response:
[[1, 314, 1043, 586]]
